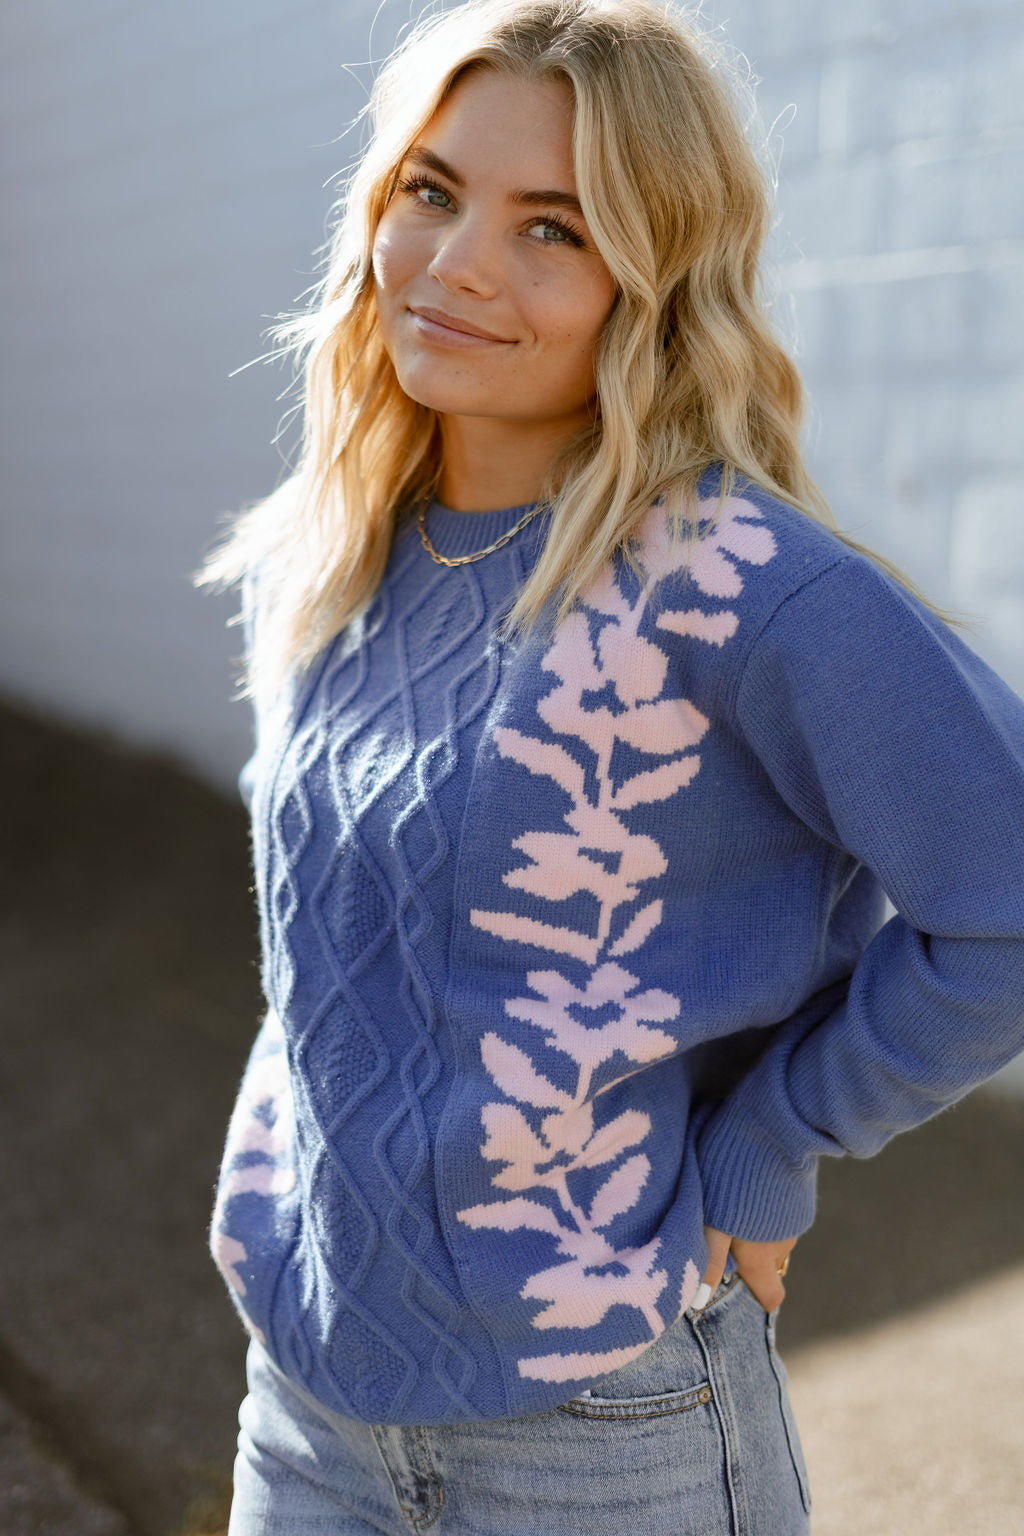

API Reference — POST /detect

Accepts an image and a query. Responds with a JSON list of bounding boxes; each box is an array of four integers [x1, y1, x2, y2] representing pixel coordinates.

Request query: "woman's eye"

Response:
[[419, 184, 451, 209], [529, 220, 567, 242], [526, 216, 584, 248], [398, 175, 452, 209]]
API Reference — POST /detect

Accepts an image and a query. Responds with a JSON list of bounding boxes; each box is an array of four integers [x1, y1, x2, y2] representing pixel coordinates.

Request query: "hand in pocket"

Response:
[[695, 1225, 798, 1313]]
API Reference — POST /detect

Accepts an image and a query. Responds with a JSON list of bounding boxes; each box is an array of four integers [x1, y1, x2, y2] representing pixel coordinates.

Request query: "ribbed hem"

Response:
[[421, 498, 541, 561]]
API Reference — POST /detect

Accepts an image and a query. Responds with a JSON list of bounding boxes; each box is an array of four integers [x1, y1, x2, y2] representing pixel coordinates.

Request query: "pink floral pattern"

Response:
[[457, 496, 777, 1384], [211, 1009, 296, 1343]]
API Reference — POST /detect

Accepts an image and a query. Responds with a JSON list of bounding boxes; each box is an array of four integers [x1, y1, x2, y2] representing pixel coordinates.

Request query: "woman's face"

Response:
[[372, 70, 617, 436]]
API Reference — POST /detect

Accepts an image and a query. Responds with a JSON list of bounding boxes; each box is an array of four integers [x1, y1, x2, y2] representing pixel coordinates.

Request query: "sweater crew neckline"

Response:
[[421, 498, 542, 561]]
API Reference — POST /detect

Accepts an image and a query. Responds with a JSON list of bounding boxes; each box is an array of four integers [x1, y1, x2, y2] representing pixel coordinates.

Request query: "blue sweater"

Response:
[[211, 477, 1024, 1425]]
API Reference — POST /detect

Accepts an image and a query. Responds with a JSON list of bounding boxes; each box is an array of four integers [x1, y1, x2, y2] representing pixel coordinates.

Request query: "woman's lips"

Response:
[[409, 307, 515, 346]]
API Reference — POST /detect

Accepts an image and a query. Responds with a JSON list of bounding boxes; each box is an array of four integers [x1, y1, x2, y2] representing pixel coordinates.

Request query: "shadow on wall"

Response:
[[1, 698, 1022, 1536]]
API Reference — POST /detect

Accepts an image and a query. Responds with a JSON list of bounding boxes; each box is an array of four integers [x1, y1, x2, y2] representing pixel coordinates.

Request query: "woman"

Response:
[[197, 1, 1024, 1531]]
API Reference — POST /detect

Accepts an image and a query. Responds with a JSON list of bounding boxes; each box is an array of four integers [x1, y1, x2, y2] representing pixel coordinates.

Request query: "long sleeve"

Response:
[[697, 554, 1024, 1242]]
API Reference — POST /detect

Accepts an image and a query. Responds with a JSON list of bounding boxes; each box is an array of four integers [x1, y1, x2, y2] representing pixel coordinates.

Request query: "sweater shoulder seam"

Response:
[[727, 551, 856, 721]]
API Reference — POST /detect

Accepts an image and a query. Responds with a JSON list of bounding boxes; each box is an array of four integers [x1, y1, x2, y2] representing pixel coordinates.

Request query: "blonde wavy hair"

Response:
[[196, 0, 971, 707]]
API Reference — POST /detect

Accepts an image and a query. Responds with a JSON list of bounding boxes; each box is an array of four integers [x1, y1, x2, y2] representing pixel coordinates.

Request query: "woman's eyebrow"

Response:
[[405, 145, 584, 216]]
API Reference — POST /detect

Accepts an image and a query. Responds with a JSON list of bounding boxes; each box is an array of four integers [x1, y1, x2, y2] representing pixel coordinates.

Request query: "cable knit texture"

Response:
[[210, 474, 1024, 1425]]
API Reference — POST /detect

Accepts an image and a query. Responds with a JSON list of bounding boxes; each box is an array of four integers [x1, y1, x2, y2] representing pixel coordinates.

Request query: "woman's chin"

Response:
[[394, 373, 513, 420]]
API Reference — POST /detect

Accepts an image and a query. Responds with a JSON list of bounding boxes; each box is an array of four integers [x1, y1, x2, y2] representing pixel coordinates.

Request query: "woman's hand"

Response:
[[698, 1225, 798, 1314]]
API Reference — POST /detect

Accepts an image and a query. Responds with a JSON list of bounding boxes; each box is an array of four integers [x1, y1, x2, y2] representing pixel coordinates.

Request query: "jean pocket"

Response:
[[555, 1306, 721, 1423], [556, 1380, 715, 1421]]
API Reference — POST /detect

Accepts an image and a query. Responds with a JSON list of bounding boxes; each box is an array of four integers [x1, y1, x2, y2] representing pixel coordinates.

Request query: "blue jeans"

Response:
[[228, 1271, 811, 1534]]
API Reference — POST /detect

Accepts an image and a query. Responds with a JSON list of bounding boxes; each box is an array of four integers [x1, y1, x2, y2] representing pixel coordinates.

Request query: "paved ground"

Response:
[[2, 698, 1022, 1535]]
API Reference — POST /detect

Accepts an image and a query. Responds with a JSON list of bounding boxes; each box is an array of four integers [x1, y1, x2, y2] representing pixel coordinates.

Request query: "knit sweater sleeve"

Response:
[[696, 555, 1024, 1242]]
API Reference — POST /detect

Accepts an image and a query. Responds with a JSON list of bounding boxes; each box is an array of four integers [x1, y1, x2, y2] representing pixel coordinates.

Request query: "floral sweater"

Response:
[[210, 477, 1024, 1425]]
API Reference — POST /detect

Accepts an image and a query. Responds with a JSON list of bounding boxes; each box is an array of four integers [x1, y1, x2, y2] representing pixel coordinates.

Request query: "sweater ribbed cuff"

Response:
[[697, 1108, 820, 1242]]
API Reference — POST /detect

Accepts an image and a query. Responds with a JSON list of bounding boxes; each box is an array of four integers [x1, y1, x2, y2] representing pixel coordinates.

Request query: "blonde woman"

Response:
[[198, 1, 1024, 1531]]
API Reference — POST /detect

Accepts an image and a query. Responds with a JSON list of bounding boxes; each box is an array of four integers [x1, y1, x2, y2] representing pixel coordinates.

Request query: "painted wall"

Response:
[[0, 0, 399, 787], [719, 0, 1023, 675]]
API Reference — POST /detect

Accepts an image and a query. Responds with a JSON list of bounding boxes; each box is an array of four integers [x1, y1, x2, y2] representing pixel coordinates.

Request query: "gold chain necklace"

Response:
[[417, 497, 546, 567]]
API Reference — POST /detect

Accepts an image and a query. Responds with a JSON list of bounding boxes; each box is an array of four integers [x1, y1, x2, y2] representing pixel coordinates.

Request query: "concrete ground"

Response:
[[2, 699, 1022, 1535]]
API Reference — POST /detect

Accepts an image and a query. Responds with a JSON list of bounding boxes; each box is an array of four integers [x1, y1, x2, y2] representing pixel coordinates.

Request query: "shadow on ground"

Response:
[[2, 699, 1022, 1535]]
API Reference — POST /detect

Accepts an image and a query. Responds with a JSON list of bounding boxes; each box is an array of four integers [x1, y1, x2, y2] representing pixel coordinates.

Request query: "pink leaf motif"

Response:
[[595, 1015, 677, 1067], [535, 611, 618, 753], [455, 1196, 565, 1237], [608, 899, 663, 956], [522, 1264, 642, 1330], [634, 496, 693, 581], [716, 502, 778, 566], [212, 1232, 249, 1297], [656, 608, 740, 648], [213, 1015, 296, 1263], [611, 757, 701, 811], [494, 728, 586, 799], [582, 961, 652, 1006], [504, 963, 678, 1070], [634, 493, 776, 593], [222, 1165, 296, 1200], [538, 1101, 596, 1159], [517, 1337, 663, 1383], [578, 1108, 653, 1168], [470, 909, 599, 964], [493, 1163, 564, 1194], [481, 1032, 575, 1110], [566, 805, 667, 884], [537, 686, 617, 756], [686, 498, 777, 599], [613, 697, 709, 755], [589, 1152, 651, 1229], [583, 564, 633, 621], [596, 629, 667, 708], [541, 610, 602, 690], [233, 1116, 284, 1157], [479, 1101, 548, 1173], [619, 981, 680, 1024], [519, 1234, 668, 1329], [505, 833, 622, 905]]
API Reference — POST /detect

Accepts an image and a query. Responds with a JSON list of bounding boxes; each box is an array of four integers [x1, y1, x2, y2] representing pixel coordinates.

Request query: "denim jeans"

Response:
[[228, 1271, 811, 1534]]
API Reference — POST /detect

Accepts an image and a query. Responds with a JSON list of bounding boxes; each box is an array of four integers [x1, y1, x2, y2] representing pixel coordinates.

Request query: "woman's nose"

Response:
[[426, 215, 502, 298]]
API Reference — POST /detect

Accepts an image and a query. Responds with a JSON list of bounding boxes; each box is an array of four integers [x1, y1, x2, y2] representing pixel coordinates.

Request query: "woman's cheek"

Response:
[[371, 215, 418, 294], [370, 224, 396, 291]]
